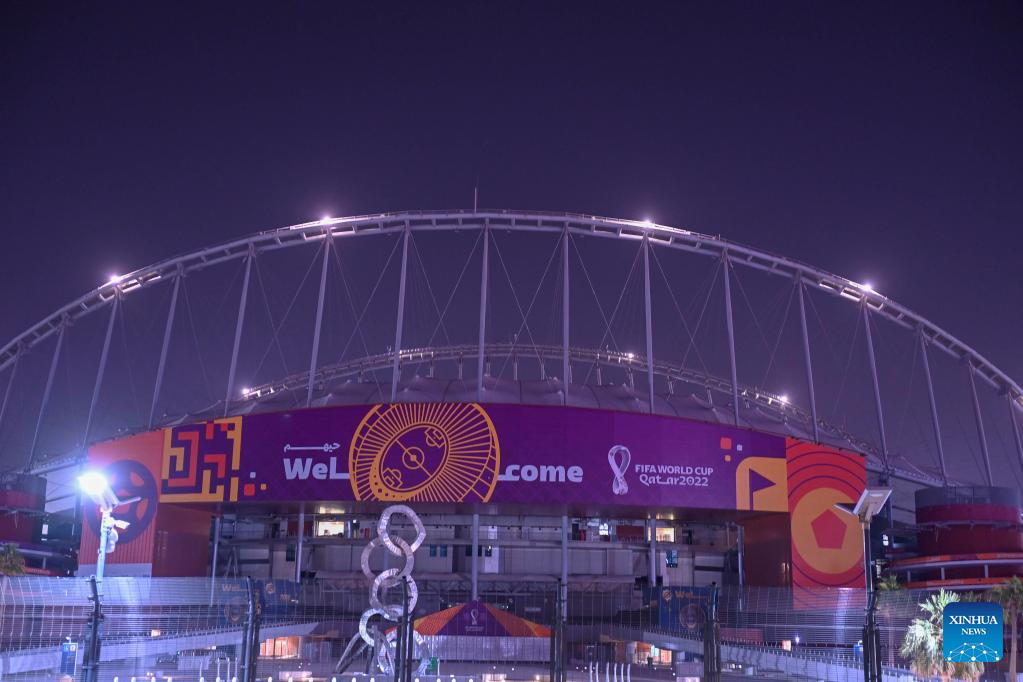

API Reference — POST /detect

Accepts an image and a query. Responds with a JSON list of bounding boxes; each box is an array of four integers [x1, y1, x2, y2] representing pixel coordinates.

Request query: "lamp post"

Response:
[[77, 470, 142, 682], [834, 487, 893, 682], [78, 471, 139, 590]]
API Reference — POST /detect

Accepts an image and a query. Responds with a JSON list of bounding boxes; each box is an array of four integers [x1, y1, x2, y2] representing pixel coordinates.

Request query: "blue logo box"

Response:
[[943, 601, 1003, 663]]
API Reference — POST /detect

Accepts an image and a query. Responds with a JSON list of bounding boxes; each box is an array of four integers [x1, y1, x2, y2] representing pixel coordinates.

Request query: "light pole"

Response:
[[79, 469, 139, 682], [78, 471, 139, 590], [835, 487, 893, 682]]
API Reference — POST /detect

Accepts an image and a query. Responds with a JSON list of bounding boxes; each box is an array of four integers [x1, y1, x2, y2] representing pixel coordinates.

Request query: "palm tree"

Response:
[[0, 544, 25, 576], [877, 572, 902, 666], [990, 576, 1023, 681], [900, 589, 985, 682]]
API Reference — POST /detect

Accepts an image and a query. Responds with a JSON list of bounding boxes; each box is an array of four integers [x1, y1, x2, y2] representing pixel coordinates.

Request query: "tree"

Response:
[[900, 589, 984, 682], [876, 572, 902, 666], [0, 544, 25, 576], [877, 572, 901, 592], [990, 576, 1023, 680]]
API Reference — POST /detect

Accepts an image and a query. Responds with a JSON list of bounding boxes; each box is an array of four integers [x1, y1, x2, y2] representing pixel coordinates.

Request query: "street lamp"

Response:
[[834, 486, 892, 682], [78, 471, 139, 589]]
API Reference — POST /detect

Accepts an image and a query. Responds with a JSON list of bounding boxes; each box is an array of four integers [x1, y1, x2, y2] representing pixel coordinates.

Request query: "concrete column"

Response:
[[471, 512, 480, 600], [295, 503, 305, 583], [648, 519, 658, 586]]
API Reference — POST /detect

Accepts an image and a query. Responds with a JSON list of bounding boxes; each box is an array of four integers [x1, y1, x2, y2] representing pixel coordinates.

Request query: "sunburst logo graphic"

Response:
[[349, 403, 500, 503]]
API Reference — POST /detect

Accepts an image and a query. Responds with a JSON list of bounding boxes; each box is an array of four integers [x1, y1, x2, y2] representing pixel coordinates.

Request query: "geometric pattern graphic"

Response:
[[84, 459, 158, 543], [946, 643, 1001, 662], [161, 417, 255, 502], [80, 429, 166, 566], [349, 403, 499, 503], [735, 456, 788, 511], [785, 438, 866, 603]]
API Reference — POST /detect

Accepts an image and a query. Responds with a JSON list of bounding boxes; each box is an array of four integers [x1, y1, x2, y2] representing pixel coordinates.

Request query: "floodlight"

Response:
[[78, 471, 119, 511], [833, 487, 891, 522]]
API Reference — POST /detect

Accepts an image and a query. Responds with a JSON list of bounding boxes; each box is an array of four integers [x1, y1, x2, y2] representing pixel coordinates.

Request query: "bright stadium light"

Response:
[[779, 394, 789, 404], [79, 471, 117, 511], [107, 274, 124, 284], [861, 282, 874, 292]]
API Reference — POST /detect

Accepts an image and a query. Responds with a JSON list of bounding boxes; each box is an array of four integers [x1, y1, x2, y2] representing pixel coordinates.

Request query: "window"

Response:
[[317, 520, 345, 537], [655, 527, 675, 543], [440, 545, 448, 557]]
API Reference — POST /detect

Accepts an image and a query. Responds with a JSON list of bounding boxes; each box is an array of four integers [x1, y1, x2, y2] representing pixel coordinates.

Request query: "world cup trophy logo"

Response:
[[349, 403, 500, 503]]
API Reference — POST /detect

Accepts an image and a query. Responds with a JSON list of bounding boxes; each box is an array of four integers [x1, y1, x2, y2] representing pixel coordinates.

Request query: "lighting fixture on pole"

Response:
[[78, 471, 140, 589], [834, 486, 892, 682]]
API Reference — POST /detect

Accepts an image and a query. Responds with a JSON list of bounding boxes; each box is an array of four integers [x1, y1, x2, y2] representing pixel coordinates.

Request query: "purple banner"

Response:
[[158, 402, 787, 511]]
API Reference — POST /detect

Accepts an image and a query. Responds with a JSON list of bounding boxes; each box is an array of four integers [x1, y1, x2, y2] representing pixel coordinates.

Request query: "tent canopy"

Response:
[[413, 599, 550, 638]]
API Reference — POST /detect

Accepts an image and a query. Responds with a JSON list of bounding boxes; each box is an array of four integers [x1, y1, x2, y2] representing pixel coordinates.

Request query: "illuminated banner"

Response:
[[83, 402, 866, 589], [158, 403, 789, 511]]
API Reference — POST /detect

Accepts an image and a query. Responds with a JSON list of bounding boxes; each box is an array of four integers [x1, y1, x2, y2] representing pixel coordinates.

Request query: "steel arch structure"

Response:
[[1, 209, 1021, 493]]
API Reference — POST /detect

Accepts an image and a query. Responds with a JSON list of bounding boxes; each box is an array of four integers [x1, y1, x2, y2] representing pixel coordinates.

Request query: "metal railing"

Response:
[[0, 576, 1001, 681]]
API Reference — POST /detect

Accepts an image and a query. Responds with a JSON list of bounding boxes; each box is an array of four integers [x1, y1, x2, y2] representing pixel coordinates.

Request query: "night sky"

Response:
[[2, 2, 1022, 382]]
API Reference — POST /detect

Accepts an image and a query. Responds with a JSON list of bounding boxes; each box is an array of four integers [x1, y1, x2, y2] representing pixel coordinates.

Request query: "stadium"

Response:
[[2, 209, 1022, 680]]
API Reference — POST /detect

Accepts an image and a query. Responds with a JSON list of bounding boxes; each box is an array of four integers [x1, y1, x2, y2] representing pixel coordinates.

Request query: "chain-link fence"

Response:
[[0, 576, 1007, 682]]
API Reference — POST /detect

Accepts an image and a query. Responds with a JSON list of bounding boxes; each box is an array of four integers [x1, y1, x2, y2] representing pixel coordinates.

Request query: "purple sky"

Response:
[[2, 2, 1022, 382]]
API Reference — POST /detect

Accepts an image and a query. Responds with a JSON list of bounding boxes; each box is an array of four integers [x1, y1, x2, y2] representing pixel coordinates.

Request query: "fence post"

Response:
[[395, 578, 408, 682], [702, 584, 721, 682], [404, 576, 414, 682], [238, 577, 261, 682], [549, 587, 559, 682], [81, 576, 103, 682]]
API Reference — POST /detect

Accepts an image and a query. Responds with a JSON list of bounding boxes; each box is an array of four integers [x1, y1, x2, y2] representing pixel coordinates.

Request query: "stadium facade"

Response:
[[2, 209, 1022, 667]]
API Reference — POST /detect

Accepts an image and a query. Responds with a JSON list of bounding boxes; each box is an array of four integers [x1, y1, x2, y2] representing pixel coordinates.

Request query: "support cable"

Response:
[[491, 231, 560, 369]]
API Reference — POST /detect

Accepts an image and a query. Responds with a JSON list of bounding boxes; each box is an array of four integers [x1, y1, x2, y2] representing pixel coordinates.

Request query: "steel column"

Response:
[[0, 347, 21, 436], [562, 229, 570, 403], [391, 228, 410, 402], [211, 516, 221, 579], [561, 513, 569, 620], [295, 502, 305, 582], [1008, 393, 1023, 479], [648, 518, 657, 586], [83, 294, 119, 447], [862, 305, 890, 472], [209, 515, 222, 604], [471, 512, 480, 600], [737, 524, 745, 588], [306, 237, 331, 407], [918, 331, 948, 484], [643, 237, 655, 413], [224, 252, 254, 417], [477, 223, 489, 401], [148, 271, 181, 429], [27, 321, 66, 470], [966, 361, 994, 486], [722, 253, 741, 426], [796, 275, 820, 442]]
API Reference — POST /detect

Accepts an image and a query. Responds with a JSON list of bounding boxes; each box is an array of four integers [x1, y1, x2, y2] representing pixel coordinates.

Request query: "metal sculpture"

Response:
[[336, 504, 426, 675]]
